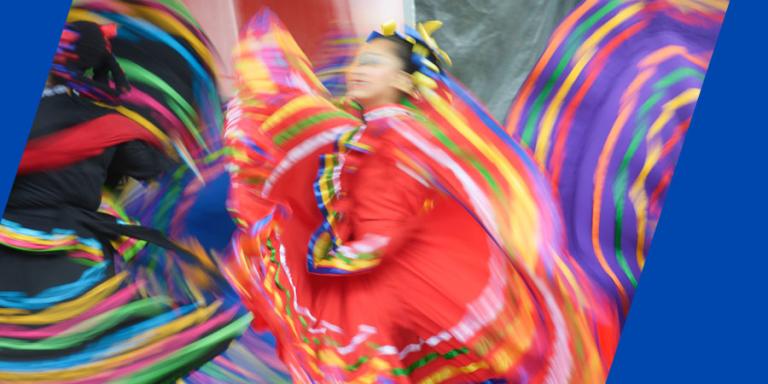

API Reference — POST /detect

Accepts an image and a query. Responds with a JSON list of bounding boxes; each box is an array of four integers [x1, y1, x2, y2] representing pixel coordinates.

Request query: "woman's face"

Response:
[[346, 39, 408, 109]]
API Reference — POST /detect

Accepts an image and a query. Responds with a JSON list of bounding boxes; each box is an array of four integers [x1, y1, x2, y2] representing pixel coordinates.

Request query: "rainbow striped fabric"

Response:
[[0, 1, 290, 382], [505, 0, 727, 316], [72, 1, 294, 382], [68, 0, 224, 171], [0, 218, 105, 264]]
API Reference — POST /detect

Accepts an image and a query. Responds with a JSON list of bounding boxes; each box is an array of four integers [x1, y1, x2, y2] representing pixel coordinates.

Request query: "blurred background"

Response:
[[183, 0, 577, 120]]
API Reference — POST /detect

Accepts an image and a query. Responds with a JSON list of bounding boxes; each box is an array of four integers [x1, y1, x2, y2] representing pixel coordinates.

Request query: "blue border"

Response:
[[0, 1, 71, 213], [1, 1, 765, 382], [608, 2, 767, 382]]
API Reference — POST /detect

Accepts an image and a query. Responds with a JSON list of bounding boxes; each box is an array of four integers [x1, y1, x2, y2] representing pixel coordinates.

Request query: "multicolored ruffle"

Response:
[[0, 219, 104, 264], [0, 262, 250, 383], [504, 0, 727, 317]]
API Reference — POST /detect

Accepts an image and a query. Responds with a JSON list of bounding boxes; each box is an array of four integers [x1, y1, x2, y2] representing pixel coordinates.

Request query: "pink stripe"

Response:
[[121, 88, 183, 131], [0, 283, 141, 338], [114, 240, 140, 254], [120, 88, 194, 147], [68, 251, 103, 262], [0, 236, 102, 261], [0, 237, 75, 248], [72, 307, 239, 384]]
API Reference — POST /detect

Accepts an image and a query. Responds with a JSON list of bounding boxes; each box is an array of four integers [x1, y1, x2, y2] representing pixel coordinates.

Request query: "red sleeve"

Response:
[[18, 114, 164, 174]]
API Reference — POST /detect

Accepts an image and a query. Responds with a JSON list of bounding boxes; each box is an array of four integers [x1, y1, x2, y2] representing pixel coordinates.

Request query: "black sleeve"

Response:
[[106, 141, 175, 186]]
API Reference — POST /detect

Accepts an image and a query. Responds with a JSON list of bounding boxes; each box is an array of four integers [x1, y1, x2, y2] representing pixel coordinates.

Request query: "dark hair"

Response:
[[67, 21, 111, 71], [371, 35, 420, 74], [51, 21, 129, 102]]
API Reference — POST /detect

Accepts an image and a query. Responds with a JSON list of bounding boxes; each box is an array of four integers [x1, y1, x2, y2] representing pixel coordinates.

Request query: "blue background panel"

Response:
[[608, 1, 768, 383], [0, 1, 71, 212]]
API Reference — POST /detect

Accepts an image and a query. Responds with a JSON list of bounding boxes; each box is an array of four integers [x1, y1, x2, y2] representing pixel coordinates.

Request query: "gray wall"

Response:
[[415, 0, 579, 120]]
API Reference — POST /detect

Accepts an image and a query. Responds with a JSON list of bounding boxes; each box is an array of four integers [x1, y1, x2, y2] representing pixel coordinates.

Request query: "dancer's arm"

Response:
[[106, 140, 174, 186]]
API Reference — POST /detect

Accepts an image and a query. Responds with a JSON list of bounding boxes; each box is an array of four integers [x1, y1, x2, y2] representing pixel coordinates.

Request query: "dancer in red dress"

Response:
[[225, 11, 619, 383]]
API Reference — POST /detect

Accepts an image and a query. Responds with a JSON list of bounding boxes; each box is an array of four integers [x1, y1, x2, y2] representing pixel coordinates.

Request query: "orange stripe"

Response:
[[639, 45, 709, 70], [550, 21, 648, 188], [592, 101, 637, 313], [507, 0, 600, 134]]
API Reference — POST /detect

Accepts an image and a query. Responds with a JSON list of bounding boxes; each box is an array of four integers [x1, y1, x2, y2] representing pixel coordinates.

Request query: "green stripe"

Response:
[[118, 59, 208, 152], [203, 148, 231, 163], [154, 184, 182, 229], [274, 111, 352, 145], [267, 239, 292, 317], [0, 298, 169, 350], [152, 167, 188, 230], [653, 67, 705, 90], [347, 356, 370, 371], [405, 105, 505, 202], [155, 0, 202, 29], [392, 347, 470, 376], [522, 0, 623, 145], [120, 239, 148, 262], [113, 314, 252, 384], [612, 91, 667, 287], [71, 258, 100, 267], [611, 68, 704, 287]]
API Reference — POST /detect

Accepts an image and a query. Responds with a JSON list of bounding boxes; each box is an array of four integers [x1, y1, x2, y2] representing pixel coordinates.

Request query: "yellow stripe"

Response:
[[0, 232, 103, 256], [536, 3, 644, 162], [317, 155, 337, 206], [648, 88, 700, 138], [260, 95, 327, 133], [629, 142, 662, 271], [235, 57, 279, 96], [670, 0, 728, 12], [630, 88, 699, 270], [314, 256, 381, 272], [0, 273, 126, 324], [418, 362, 489, 384], [0, 228, 83, 246], [66, 9, 111, 24], [421, 87, 541, 269], [0, 308, 28, 316], [576, 3, 644, 59], [0, 303, 220, 381], [69, 6, 217, 76], [554, 253, 589, 307], [131, 5, 216, 74], [535, 47, 596, 163], [93, 103, 173, 154]]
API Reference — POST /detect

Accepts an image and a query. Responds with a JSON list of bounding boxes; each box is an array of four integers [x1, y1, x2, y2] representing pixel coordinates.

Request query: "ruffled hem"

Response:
[[0, 218, 104, 263], [0, 263, 250, 383], [0, 199, 149, 266]]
